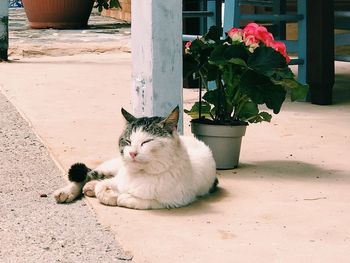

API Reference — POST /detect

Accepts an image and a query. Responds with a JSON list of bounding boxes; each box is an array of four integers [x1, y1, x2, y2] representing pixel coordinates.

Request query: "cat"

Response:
[[53, 106, 218, 209]]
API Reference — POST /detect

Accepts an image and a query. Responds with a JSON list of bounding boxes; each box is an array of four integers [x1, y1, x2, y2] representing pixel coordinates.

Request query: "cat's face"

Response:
[[118, 107, 179, 172]]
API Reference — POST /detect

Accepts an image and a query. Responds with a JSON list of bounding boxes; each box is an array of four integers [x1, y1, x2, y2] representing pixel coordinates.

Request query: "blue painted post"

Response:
[[273, 0, 286, 40], [0, 0, 9, 61], [297, 0, 307, 84], [223, 0, 240, 35], [131, 0, 183, 132], [199, 0, 206, 35], [206, 0, 216, 30]]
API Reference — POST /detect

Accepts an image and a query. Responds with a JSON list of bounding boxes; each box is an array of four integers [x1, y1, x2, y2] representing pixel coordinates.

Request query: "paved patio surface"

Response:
[[1, 9, 350, 263], [8, 8, 130, 58]]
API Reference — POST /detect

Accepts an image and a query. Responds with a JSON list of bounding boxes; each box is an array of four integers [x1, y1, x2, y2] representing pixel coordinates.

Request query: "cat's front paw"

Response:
[[53, 189, 76, 203], [95, 182, 119, 206], [53, 182, 82, 203], [97, 191, 119, 206], [117, 193, 145, 209], [83, 180, 98, 197]]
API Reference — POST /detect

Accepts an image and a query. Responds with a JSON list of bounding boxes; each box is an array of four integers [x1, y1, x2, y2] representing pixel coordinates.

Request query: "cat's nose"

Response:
[[129, 151, 138, 159]]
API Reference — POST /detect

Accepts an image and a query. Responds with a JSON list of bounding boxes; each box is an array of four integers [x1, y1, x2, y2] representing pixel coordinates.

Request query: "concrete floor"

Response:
[[1, 9, 350, 263], [1, 53, 349, 263]]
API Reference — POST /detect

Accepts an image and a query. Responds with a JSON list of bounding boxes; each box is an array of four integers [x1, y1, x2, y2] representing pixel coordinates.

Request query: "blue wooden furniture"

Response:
[[335, 11, 350, 62], [182, 0, 221, 41], [182, 0, 222, 89]]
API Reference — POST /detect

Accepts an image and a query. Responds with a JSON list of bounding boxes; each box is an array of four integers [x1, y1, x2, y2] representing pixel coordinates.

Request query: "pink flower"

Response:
[[243, 23, 274, 46], [256, 31, 275, 46], [227, 27, 241, 37], [243, 23, 290, 63], [243, 23, 260, 37], [270, 41, 290, 63], [243, 34, 259, 52], [244, 34, 259, 46], [227, 23, 290, 62], [185, 41, 192, 49], [227, 27, 243, 42], [184, 41, 192, 54]]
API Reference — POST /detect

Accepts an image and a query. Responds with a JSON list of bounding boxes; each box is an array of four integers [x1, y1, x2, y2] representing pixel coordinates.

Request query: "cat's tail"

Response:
[[209, 178, 219, 194], [54, 163, 102, 203], [68, 163, 101, 183]]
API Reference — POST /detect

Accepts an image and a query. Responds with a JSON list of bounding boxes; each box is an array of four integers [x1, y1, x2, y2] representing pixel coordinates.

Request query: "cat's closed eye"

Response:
[[125, 139, 131, 145], [141, 139, 154, 146]]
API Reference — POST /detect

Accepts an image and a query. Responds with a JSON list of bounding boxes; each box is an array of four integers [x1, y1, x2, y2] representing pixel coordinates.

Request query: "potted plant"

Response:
[[184, 23, 308, 169], [22, 0, 121, 29]]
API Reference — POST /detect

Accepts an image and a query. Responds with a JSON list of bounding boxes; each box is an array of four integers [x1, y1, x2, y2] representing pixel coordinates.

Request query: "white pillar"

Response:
[[0, 0, 9, 60], [131, 0, 183, 132]]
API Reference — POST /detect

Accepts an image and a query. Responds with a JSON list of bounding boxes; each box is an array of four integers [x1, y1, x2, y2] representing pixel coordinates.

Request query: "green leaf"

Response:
[[189, 38, 203, 51], [239, 70, 287, 114], [205, 26, 222, 42], [203, 90, 219, 106], [247, 46, 287, 76], [272, 67, 295, 80], [209, 45, 225, 64], [235, 101, 273, 123], [184, 102, 212, 119], [210, 106, 217, 118], [223, 45, 248, 62], [110, 0, 122, 9], [258, 112, 272, 122], [209, 44, 248, 66], [206, 64, 219, 81], [236, 101, 259, 120], [272, 79, 309, 101], [291, 82, 308, 101], [222, 65, 240, 102], [229, 58, 247, 67], [247, 112, 272, 123]]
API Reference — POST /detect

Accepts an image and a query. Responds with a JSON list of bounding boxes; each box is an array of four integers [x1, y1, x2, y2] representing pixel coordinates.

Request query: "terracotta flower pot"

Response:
[[22, 0, 95, 29]]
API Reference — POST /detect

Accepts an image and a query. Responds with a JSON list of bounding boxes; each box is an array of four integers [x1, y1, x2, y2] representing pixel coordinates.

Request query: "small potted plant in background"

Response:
[[184, 23, 308, 169], [22, 0, 121, 29]]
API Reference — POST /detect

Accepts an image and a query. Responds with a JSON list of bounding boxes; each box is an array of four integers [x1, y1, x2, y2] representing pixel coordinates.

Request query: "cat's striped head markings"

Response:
[[118, 107, 179, 169]]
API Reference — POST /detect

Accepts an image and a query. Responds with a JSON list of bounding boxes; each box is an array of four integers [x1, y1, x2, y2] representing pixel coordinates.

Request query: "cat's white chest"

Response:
[[116, 167, 160, 200]]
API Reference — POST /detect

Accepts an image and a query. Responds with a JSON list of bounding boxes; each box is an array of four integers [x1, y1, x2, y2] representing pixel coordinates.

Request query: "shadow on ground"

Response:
[[333, 73, 350, 104], [221, 160, 348, 182], [147, 187, 230, 217], [88, 23, 130, 30]]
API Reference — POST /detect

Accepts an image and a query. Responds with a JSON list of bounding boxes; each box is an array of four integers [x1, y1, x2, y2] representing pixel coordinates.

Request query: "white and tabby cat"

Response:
[[54, 106, 218, 209]]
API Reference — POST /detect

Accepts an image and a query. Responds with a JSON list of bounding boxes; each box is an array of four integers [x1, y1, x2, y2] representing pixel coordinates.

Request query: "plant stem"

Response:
[[199, 77, 202, 118], [198, 70, 208, 90], [215, 75, 226, 122], [233, 95, 249, 119], [198, 69, 209, 119]]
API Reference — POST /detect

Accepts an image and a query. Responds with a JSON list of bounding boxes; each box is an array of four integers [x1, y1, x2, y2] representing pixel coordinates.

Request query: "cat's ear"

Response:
[[159, 106, 179, 131], [121, 108, 137, 123]]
